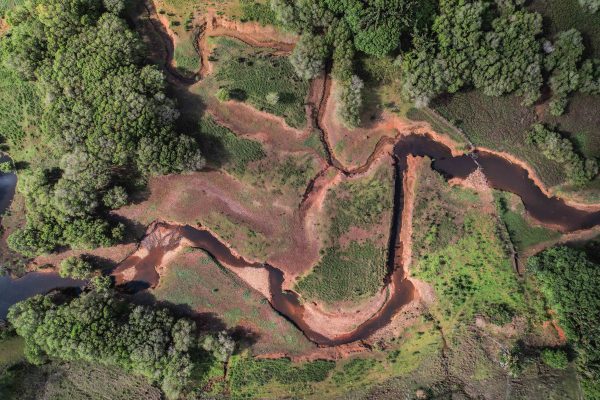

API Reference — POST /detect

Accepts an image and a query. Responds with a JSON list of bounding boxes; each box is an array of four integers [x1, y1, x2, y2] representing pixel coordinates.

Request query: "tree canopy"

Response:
[[528, 246, 600, 398], [8, 290, 195, 399], [1, 0, 205, 256]]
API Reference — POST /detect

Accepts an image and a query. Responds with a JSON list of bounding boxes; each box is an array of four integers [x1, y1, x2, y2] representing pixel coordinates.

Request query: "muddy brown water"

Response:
[[2, 135, 600, 342]]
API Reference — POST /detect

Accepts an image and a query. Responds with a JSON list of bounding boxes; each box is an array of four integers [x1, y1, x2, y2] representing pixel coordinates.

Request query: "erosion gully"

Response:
[[2, 6, 600, 343]]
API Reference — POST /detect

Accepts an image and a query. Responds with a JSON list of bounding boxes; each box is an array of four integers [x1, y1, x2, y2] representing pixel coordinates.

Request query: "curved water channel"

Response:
[[1, 10, 600, 338], [112, 134, 600, 346]]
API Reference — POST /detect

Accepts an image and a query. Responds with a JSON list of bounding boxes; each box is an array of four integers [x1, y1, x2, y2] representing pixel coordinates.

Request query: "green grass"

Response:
[[495, 192, 561, 252], [328, 172, 394, 238], [296, 240, 387, 303], [211, 36, 309, 128], [0, 337, 24, 368], [197, 116, 266, 174], [0, 0, 23, 15], [173, 37, 200, 78], [296, 167, 393, 303], [0, 64, 41, 147], [273, 155, 317, 190], [228, 355, 335, 398], [1, 361, 162, 400]]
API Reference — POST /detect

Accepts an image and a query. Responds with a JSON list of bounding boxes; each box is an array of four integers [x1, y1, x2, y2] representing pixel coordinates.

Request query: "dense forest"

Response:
[[1, 0, 205, 256]]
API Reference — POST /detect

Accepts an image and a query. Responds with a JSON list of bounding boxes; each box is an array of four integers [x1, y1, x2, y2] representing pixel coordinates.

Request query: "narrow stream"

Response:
[[2, 134, 600, 341], [111, 134, 600, 346]]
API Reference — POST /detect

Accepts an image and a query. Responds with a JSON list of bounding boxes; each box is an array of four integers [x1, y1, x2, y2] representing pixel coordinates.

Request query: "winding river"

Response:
[[111, 134, 600, 346]]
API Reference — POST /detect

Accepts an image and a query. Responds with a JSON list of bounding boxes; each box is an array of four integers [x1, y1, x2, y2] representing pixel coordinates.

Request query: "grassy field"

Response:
[[0, 337, 24, 368], [210, 36, 309, 128], [173, 36, 200, 78], [495, 191, 561, 253], [197, 115, 266, 173], [152, 248, 314, 355], [296, 163, 394, 304], [0, 361, 163, 400]]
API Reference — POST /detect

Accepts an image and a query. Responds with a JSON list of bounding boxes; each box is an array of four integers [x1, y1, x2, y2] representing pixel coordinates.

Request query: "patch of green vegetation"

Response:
[[174, 37, 200, 77], [273, 155, 317, 189], [328, 172, 393, 238], [198, 116, 266, 174], [0, 0, 23, 15], [332, 358, 377, 385], [529, 246, 600, 398], [0, 361, 163, 400], [415, 211, 524, 323], [212, 36, 309, 128], [296, 240, 387, 303], [0, 337, 24, 368], [412, 166, 524, 325], [303, 132, 327, 159], [239, 0, 278, 26], [228, 355, 335, 398], [495, 192, 561, 252], [0, 64, 40, 147]]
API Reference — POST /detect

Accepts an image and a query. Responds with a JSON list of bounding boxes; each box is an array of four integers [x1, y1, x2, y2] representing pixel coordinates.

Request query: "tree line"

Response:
[[6, 284, 236, 399], [1, 0, 205, 257], [270, 0, 600, 127]]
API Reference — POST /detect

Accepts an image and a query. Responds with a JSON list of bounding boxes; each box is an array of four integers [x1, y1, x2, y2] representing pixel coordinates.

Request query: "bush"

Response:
[[579, 0, 600, 13], [541, 348, 569, 369], [336, 75, 363, 128], [216, 87, 231, 102], [265, 91, 280, 105], [59, 256, 94, 279], [525, 123, 598, 186]]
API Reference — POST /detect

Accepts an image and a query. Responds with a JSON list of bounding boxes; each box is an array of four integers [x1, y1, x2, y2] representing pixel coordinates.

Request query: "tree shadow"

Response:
[[125, 290, 260, 350]]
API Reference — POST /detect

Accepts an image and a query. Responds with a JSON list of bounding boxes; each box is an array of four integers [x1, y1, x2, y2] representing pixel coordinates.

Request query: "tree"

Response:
[[525, 124, 598, 186], [2, 0, 205, 255], [337, 75, 363, 128], [528, 246, 600, 397], [201, 330, 235, 363], [103, 186, 128, 209], [59, 255, 94, 279], [579, 0, 600, 13], [216, 87, 231, 102], [545, 29, 585, 115], [289, 33, 329, 80]]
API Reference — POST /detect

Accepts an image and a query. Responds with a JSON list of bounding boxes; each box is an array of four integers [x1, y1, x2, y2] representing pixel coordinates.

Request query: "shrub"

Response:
[[336, 75, 363, 128], [59, 255, 94, 279], [541, 348, 569, 370], [216, 87, 231, 102], [265, 91, 280, 105]]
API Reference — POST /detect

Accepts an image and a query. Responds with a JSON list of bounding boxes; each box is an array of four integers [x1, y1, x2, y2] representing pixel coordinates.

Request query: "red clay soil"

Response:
[[205, 9, 296, 54]]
